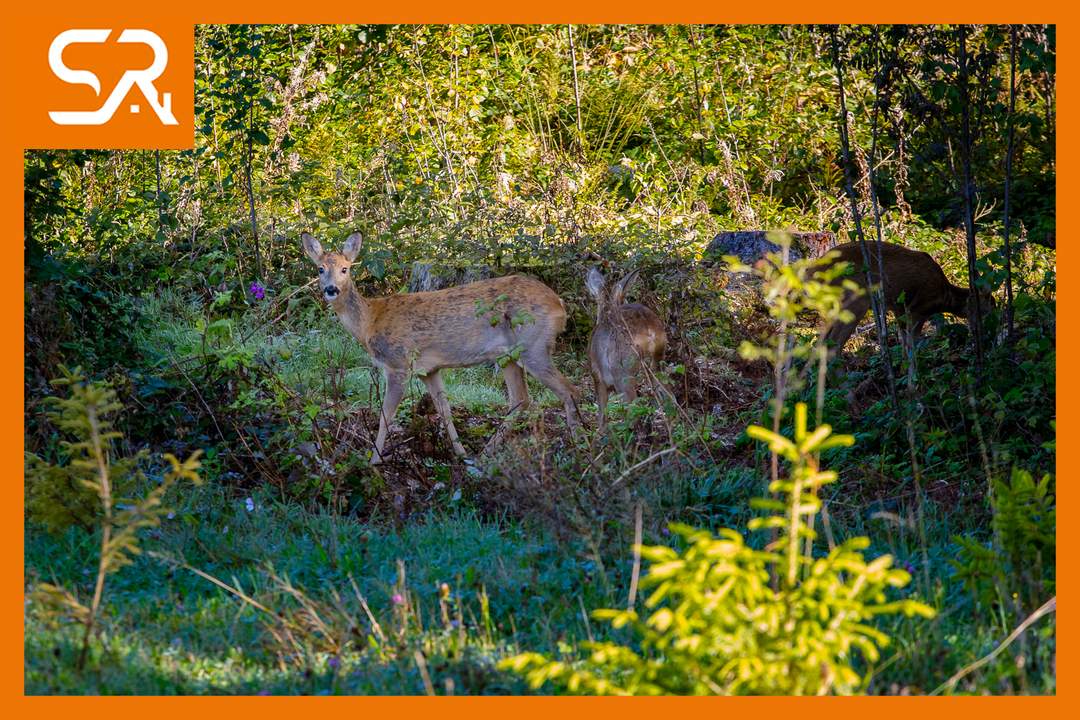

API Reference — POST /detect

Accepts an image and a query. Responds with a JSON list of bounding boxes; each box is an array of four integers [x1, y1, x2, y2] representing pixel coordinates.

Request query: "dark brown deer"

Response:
[[302, 232, 581, 463], [820, 241, 994, 352], [586, 267, 667, 428]]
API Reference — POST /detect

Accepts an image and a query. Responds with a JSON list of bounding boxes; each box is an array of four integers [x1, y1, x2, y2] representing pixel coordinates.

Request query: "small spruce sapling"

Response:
[[27, 366, 203, 669]]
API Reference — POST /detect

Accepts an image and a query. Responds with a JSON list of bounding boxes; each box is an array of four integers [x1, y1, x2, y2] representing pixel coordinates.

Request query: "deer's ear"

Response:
[[341, 232, 363, 262], [301, 233, 323, 263], [586, 267, 606, 299], [613, 269, 640, 305]]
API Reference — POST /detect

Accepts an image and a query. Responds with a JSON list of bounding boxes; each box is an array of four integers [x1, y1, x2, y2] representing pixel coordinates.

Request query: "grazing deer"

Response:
[[301, 232, 581, 463], [586, 267, 667, 428], [819, 241, 995, 352]]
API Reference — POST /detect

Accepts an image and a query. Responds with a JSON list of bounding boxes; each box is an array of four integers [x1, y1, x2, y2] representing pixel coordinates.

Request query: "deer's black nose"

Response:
[[324, 286, 339, 298]]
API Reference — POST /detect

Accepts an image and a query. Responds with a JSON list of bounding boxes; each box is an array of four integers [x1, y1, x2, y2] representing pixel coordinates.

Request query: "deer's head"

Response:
[[972, 285, 997, 319], [301, 232, 362, 302], [586, 267, 640, 320], [952, 281, 997, 322]]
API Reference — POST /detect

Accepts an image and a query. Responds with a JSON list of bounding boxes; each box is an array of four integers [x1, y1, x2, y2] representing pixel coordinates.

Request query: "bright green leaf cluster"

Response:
[[500, 404, 934, 695]]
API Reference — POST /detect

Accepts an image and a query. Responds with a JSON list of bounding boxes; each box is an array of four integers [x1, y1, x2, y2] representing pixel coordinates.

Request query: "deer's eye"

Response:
[[341, 268, 347, 274], [318, 267, 325, 274]]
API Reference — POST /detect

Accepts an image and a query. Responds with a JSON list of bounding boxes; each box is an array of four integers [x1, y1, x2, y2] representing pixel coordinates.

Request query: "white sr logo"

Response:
[[49, 29, 178, 126]]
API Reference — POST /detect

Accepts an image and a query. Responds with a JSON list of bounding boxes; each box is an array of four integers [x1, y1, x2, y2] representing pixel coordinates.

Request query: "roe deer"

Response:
[[302, 232, 581, 463], [819, 241, 995, 352], [586, 267, 667, 428]]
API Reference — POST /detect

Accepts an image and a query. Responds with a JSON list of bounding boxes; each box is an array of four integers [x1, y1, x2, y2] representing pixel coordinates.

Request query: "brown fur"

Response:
[[586, 268, 667, 428], [302, 232, 581, 463], [819, 241, 993, 352]]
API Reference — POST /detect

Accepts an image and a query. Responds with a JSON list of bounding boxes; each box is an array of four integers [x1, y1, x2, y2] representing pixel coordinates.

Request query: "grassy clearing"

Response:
[[26, 483, 615, 695]]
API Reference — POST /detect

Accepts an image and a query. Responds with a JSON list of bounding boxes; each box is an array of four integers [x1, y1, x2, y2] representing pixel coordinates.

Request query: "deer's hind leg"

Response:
[[421, 370, 468, 458], [501, 362, 531, 414], [592, 369, 609, 430], [521, 347, 582, 429], [613, 358, 640, 402]]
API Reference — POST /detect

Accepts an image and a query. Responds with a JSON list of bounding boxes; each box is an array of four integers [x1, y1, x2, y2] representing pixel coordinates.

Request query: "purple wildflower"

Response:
[[392, 593, 405, 606], [256, 689, 271, 696], [328, 656, 340, 671], [249, 281, 266, 301]]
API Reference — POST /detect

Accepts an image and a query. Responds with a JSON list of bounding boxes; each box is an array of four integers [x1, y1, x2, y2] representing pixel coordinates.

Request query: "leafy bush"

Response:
[[25, 256, 143, 386]]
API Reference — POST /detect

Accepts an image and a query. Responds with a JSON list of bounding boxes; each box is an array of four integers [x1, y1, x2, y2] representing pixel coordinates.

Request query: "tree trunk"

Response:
[[687, 26, 706, 165], [1002, 25, 1018, 342], [828, 26, 899, 411], [958, 25, 985, 373], [245, 134, 262, 280], [155, 150, 164, 242], [567, 25, 583, 148], [245, 30, 262, 281]]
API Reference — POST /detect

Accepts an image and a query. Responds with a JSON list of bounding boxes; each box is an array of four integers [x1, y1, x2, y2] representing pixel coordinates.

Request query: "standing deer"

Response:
[[819, 241, 995, 352], [302, 232, 581, 464], [586, 267, 667, 428]]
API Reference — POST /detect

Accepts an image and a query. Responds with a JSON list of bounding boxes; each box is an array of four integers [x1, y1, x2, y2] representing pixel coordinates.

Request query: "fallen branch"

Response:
[[932, 596, 1056, 695], [611, 446, 677, 488]]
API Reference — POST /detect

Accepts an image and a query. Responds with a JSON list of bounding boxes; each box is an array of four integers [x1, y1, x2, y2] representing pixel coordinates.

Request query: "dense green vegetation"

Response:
[[24, 24, 1055, 695]]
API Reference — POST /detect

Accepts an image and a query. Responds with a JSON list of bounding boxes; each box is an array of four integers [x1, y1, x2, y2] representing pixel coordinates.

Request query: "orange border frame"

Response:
[[1, 2, 1068, 715]]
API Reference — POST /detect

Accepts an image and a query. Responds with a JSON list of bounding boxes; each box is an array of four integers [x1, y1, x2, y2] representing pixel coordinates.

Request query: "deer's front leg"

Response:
[[422, 370, 468, 458], [372, 371, 406, 465]]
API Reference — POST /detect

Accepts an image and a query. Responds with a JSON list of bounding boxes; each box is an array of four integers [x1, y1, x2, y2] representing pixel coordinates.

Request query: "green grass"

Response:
[[24, 458, 1056, 695], [26, 485, 604, 695]]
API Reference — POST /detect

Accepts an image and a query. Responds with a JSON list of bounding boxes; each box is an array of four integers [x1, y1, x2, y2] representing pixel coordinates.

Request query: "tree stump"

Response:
[[407, 262, 494, 293]]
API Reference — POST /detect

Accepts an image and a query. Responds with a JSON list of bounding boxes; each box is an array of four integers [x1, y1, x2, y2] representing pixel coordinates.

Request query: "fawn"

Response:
[[585, 267, 667, 428], [820, 241, 995, 352], [302, 232, 581, 463]]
